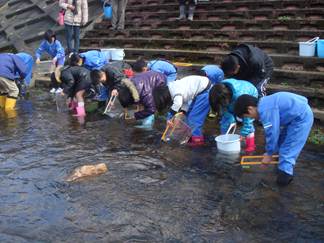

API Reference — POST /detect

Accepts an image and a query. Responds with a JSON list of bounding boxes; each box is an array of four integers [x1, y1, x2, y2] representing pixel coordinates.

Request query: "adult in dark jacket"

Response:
[[0, 53, 27, 112], [60, 65, 91, 116], [221, 44, 274, 96], [118, 70, 167, 127]]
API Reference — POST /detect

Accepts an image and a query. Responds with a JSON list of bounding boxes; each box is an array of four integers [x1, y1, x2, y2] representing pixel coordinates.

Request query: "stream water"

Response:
[[0, 90, 323, 242]]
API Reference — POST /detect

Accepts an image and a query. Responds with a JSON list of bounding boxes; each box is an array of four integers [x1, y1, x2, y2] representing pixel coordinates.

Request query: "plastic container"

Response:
[[299, 37, 319, 57], [55, 93, 68, 112], [215, 123, 241, 153], [103, 1, 112, 19], [317, 39, 324, 58], [161, 117, 192, 144], [110, 48, 125, 61]]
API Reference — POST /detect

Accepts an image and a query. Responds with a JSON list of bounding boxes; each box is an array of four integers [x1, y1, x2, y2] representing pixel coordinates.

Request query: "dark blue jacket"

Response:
[[0, 53, 27, 81]]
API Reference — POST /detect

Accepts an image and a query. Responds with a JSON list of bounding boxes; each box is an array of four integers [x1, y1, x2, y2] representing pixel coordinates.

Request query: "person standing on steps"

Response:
[[177, 0, 197, 21], [110, 0, 128, 30], [59, 0, 88, 55]]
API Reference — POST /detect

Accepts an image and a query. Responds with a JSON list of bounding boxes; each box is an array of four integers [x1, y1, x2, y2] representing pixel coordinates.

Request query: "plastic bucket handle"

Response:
[[305, 37, 319, 43], [225, 123, 236, 135]]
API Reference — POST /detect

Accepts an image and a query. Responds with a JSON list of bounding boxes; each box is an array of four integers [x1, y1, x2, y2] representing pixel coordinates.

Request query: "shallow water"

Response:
[[0, 91, 323, 242]]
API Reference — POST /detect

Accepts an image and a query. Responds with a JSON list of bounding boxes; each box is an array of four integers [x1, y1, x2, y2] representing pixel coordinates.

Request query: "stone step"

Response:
[[79, 46, 324, 73], [84, 28, 324, 42], [128, 0, 323, 9], [80, 37, 300, 55], [123, 9, 324, 22], [96, 19, 324, 32], [126, 0, 324, 12]]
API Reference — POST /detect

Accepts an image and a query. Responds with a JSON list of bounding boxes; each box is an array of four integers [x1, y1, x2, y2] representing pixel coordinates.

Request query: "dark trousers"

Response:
[[65, 24, 80, 54], [178, 0, 197, 5]]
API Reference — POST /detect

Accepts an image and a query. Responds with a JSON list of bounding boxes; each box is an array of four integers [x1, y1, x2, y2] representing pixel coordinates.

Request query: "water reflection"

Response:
[[0, 90, 323, 242]]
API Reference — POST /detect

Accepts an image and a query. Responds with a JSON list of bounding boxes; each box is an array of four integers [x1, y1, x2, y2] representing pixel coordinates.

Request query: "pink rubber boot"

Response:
[[245, 133, 256, 152], [73, 106, 86, 117], [188, 136, 205, 146]]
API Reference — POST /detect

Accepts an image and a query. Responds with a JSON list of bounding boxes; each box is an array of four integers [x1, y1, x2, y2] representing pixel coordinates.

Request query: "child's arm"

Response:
[[261, 108, 280, 155], [54, 41, 65, 60], [35, 41, 46, 61], [13, 55, 28, 80]]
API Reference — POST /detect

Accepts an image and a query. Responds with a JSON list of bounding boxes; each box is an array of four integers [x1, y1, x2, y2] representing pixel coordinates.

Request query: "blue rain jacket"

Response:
[[0, 53, 27, 81], [16, 52, 34, 86], [220, 78, 258, 136], [258, 92, 313, 175], [147, 60, 177, 82], [79, 50, 110, 70], [201, 65, 224, 85], [35, 40, 65, 60]]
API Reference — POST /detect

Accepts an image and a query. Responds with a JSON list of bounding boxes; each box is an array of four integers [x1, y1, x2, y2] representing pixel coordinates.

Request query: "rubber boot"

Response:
[[4, 97, 17, 111], [176, 5, 186, 20], [68, 100, 78, 111], [188, 5, 195, 21], [73, 106, 86, 117], [245, 133, 256, 152], [276, 170, 293, 186], [0, 95, 6, 109], [188, 135, 205, 146]]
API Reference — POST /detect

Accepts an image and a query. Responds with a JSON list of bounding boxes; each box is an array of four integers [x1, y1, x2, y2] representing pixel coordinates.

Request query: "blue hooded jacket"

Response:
[[147, 60, 177, 82], [201, 65, 224, 85], [0, 53, 27, 81], [15, 52, 34, 86], [35, 40, 65, 60], [79, 50, 110, 70]]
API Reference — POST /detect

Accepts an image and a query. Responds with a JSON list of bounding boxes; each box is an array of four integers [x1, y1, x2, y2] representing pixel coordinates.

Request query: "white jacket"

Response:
[[168, 75, 210, 112], [59, 0, 88, 26]]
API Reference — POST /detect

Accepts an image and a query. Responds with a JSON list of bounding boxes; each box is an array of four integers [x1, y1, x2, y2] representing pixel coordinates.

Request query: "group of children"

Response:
[[0, 30, 314, 186]]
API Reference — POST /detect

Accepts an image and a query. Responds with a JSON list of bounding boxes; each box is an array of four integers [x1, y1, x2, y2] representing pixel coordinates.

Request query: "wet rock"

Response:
[[66, 163, 108, 182]]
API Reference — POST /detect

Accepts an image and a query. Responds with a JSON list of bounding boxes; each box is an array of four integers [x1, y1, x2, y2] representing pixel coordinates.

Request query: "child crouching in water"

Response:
[[118, 70, 167, 127], [209, 78, 258, 152], [153, 75, 211, 146], [234, 92, 313, 186]]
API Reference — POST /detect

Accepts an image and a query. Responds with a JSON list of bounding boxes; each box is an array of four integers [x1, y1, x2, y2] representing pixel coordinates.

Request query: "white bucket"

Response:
[[299, 37, 319, 57], [215, 123, 241, 153], [111, 48, 125, 60]]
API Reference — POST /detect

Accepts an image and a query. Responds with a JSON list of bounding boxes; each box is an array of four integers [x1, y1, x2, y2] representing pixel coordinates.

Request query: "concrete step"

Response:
[[79, 46, 324, 74], [123, 9, 324, 22], [128, 0, 323, 9], [126, 0, 324, 12], [96, 19, 324, 32], [84, 28, 324, 42], [80, 37, 299, 55]]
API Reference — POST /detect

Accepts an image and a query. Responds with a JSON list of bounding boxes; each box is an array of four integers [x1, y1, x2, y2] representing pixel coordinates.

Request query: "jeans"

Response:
[[65, 24, 80, 54]]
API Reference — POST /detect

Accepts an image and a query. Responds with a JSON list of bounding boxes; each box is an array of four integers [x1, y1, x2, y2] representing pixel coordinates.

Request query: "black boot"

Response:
[[276, 170, 293, 186]]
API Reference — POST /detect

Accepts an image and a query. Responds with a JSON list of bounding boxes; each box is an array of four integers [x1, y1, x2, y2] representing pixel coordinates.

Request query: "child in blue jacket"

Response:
[[209, 78, 258, 152], [234, 92, 313, 186], [132, 57, 177, 83], [35, 30, 65, 67], [200, 65, 224, 85]]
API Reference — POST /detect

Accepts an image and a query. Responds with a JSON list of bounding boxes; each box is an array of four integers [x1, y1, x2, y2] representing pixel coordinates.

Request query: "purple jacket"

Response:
[[131, 70, 167, 120]]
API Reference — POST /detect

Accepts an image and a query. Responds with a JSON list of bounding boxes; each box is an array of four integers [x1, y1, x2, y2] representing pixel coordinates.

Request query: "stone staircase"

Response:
[[80, 0, 324, 121]]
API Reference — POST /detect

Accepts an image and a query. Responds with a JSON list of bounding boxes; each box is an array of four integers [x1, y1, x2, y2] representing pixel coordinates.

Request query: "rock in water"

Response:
[[66, 163, 108, 182]]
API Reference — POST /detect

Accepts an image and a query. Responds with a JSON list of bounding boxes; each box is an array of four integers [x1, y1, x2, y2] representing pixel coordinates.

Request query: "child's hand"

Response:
[[111, 89, 118, 97], [68, 4, 75, 10], [167, 119, 174, 128], [52, 58, 57, 65], [36, 59, 41, 64], [262, 154, 272, 164]]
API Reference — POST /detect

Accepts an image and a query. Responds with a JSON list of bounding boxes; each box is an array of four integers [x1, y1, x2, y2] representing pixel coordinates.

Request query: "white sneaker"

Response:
[[50, 88, 56, 93], [55, 88, 63, 93]]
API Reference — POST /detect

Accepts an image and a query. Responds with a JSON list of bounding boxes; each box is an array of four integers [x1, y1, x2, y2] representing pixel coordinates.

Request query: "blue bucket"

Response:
[[103, 2, 112, 19], [317, 40, 324, 58]]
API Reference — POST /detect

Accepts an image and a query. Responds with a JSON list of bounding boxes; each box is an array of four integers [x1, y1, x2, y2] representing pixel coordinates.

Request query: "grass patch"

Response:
[[308, 128, 324, 145]]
